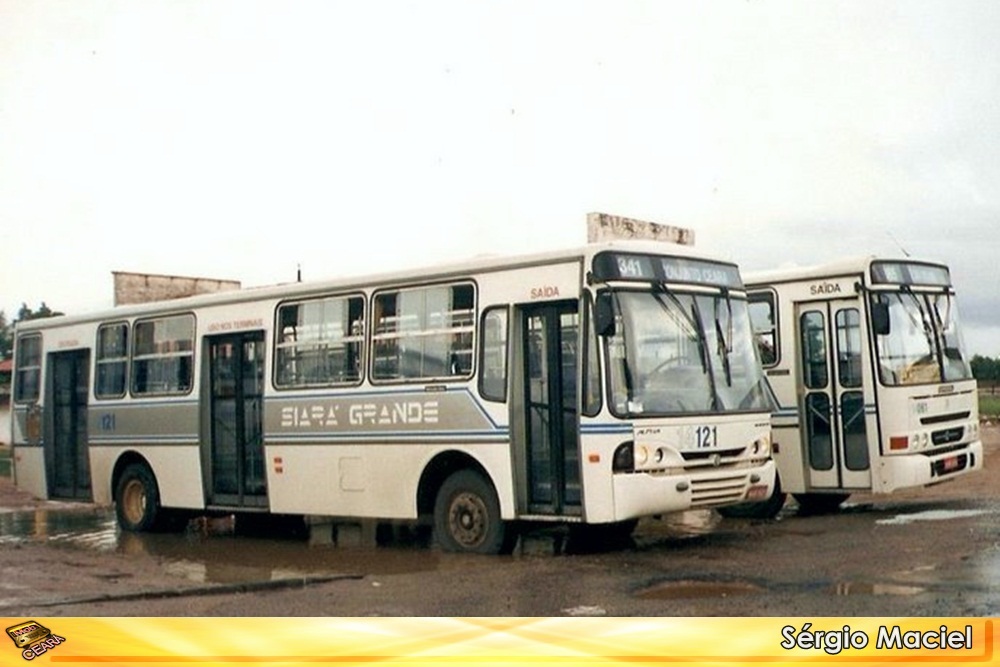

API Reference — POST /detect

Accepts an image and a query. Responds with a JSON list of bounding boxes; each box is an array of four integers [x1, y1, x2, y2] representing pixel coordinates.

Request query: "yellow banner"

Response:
[[2, 618, 995, 666]]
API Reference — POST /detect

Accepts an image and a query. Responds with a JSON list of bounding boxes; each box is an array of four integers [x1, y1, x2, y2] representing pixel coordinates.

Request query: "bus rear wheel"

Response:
[[434, 470, 513, 555], [115, 463, 168, 532]]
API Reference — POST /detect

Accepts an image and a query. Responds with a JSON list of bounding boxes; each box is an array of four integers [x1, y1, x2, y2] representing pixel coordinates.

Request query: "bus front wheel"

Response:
[[434, 470, 513, 555], [115, 463, 165, 532]]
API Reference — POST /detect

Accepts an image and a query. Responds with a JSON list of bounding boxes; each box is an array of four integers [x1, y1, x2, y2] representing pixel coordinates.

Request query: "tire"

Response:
[[793, 492, 850, 516], [717, 476, 786, 520], [434, 470, 512, 554], [115, 463, 164, 532]]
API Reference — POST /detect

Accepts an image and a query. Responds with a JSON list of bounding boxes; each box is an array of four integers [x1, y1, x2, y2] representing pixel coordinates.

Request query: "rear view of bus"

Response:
[[743, 257, 983, 517]]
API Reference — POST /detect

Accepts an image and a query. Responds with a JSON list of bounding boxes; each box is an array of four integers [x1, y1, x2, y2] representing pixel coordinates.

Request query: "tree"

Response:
[[16, 302, 63, 322], [0, 311, 10, 360], [970, 354, 1000, 394], [0, 303, 64, 359]]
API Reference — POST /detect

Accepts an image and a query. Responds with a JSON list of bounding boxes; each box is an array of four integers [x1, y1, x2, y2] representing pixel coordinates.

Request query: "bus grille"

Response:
[[931, 427, 964, 446], [689, 473, 751, 507], [679, 448, 758, 472]]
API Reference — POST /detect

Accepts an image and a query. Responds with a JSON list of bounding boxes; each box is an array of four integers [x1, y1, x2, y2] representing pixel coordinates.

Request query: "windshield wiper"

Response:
[[714, 287, 734, 387]]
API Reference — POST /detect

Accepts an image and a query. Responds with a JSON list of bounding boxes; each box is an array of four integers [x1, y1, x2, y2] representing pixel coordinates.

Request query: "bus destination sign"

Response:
[[871, 261, 951, 287], [593, 252, 743, 289]]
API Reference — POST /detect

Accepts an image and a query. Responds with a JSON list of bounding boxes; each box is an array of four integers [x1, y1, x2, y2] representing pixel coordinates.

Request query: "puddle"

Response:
[[636, 510, 722, 540], [0, 507, 462, 585], [562, 605, 607, 616], [0, 508, 118, 551], [636, 579, 762, 599], [876, 509, 992, 526], [829, 582, 926, 596]]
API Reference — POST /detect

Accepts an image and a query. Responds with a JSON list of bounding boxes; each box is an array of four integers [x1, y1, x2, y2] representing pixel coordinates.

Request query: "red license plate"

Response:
[[942, 456, 959, 472], [746, 485, 769, 500]]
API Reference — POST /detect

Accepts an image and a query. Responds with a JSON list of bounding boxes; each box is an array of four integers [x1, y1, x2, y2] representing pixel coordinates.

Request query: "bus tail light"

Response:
[[889, 436, 909, 451], [612, 442, 635, 473]]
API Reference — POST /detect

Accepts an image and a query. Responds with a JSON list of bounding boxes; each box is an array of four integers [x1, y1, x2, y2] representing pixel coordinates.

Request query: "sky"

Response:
[[2, 1, 999, 355]]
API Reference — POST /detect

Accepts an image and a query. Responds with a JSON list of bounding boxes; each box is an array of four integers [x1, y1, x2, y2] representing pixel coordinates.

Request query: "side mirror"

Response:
[[594, 292, 616, 337], [870, 300, 890, 336]]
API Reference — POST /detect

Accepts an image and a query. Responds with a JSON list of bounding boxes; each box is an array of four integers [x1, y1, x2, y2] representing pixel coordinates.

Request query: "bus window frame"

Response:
[[272, 291, 367, 391], [748, 290, 780, 368], [478, 305, 509, 403], [95, 321, 130, 400], [369, 280, 478, 385], [13, 333, 42, 404], [130, 312, 197, 398]]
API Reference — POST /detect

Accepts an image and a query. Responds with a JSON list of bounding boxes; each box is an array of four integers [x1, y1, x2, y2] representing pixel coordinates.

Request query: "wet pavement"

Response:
[[0, 504, 724, 587]]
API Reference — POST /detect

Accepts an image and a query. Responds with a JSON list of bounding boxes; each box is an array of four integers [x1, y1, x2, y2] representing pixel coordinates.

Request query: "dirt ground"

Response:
[[2, 426, 999, 617]]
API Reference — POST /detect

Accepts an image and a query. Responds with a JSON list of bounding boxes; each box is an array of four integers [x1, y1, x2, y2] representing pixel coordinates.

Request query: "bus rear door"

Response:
[[46, 349, 92, 500], [205, 332, 268, 508]]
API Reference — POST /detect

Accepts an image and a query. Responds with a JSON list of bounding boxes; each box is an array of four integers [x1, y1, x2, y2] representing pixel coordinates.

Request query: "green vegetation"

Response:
[[0, 302, 65, 359], [980, 393, 1000, 420]]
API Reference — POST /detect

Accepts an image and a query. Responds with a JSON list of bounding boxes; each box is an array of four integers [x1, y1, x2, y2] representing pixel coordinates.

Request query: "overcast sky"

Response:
[[2, 1, 999, 355]]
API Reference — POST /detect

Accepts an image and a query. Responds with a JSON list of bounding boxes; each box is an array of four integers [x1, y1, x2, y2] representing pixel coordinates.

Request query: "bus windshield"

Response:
[[874, 290, 974, 385], [606, 289, 772, 416]]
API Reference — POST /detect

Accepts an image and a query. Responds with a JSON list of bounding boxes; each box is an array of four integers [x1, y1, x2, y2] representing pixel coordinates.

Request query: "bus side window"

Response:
[[96, 322, 129, 398], [131, 314, 195, 396], [479, 306, 508, 402], [748, 292, 778, 367], [275, 295, 365, 388], [13, 334, 42, 403], [372, 282, 476, 382], [835, 308, 862, 388]]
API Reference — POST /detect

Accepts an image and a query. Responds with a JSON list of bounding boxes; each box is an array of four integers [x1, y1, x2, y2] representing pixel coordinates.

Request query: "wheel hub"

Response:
[[450, 492, 487, 547]]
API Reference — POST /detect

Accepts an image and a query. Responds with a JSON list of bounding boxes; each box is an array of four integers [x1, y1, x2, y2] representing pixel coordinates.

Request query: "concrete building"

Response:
[[113, 271, 241, 306]]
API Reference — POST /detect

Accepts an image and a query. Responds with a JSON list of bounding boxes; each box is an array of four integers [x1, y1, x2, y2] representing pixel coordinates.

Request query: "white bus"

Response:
[[731, 256, 982, 517], [10, 240, 776, 553]]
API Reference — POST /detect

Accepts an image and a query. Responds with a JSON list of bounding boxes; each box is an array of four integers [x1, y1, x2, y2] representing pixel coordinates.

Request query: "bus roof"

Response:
[[743, 254, 946, 287], [15, 239, 732, 331]]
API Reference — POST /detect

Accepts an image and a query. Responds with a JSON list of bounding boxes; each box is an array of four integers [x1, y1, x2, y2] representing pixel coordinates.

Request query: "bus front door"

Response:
[[207, 332, 267, 508], [519, 301, 582, 516], [797, 300, 871, 490], [46, 349, 91, 500]]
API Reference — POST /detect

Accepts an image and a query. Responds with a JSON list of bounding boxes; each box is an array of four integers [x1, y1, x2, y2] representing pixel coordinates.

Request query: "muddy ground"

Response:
[[2, 427, 999, 617]]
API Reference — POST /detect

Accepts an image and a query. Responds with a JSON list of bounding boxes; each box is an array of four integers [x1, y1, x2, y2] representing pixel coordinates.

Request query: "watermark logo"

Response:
[[6, 621, 66, 661]]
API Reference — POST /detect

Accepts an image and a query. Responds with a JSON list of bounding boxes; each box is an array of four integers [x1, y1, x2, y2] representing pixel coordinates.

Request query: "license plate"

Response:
[[746, 485, 769, 501], [942, 456, 959, 472]]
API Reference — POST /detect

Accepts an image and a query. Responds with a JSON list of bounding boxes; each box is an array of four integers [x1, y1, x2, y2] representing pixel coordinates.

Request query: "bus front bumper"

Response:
[[879, 440, 983, 493], [611, 460, 777, 520]]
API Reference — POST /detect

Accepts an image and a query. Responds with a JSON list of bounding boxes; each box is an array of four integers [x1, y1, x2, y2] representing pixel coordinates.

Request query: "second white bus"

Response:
[[729, 256, 982, 517]]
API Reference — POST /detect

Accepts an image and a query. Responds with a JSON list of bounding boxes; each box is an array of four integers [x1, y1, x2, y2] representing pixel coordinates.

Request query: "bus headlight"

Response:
[[635, 445, 650, 467], [613, 442, 635, 473], [752, 435, 771, 457]]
